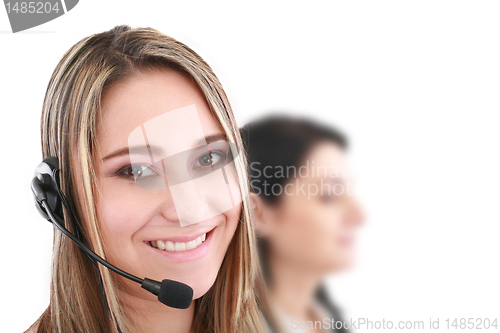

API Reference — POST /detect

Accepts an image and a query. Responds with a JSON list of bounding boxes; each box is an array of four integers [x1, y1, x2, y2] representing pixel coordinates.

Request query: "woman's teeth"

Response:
[[149, 233, 207, 252]]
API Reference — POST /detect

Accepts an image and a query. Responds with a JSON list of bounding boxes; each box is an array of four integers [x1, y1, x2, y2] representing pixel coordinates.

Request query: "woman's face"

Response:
[[94, 68, 241, 301], [263, 142, 365, 273]]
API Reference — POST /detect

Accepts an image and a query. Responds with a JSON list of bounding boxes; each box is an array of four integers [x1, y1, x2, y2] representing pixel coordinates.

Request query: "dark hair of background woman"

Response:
[[240, 114, 349, 333]]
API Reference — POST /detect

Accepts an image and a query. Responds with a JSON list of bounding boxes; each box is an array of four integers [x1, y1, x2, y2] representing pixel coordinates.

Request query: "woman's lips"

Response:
[[147, 228, 214, 243], [146, 228, 215, 262]]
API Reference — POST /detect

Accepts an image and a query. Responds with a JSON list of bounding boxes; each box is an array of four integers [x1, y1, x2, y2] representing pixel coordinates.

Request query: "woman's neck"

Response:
[[120, 289, 195, 333], [268, 255, 322, 322]]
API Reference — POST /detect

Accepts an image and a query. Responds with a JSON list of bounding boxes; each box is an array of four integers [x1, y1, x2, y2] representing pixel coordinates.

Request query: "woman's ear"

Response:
[[249, 192, 274, 237]]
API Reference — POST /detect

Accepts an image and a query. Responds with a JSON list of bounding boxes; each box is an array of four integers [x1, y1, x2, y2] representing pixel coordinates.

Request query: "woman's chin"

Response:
[[190, 274, 218, 300]]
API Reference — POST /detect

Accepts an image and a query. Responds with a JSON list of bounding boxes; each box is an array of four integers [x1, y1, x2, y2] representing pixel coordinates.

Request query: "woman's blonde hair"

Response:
[[28, 25, 270, 333]]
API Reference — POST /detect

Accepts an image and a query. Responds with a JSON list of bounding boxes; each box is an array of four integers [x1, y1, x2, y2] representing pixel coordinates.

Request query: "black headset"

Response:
[[31, 157, 193, 313], [32, 157, 63, 222]]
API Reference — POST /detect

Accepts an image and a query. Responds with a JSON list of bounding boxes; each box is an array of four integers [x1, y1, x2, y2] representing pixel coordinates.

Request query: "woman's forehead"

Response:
[[96, 70, 222, 158]]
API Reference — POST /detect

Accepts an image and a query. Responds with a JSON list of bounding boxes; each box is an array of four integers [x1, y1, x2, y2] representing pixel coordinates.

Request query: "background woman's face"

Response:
[[94, 69, 241, 300], [266, 142, 364, 273]]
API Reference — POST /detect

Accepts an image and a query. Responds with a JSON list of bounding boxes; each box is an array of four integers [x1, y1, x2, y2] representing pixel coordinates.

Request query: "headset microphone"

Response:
[[31, 157, 193, 310]]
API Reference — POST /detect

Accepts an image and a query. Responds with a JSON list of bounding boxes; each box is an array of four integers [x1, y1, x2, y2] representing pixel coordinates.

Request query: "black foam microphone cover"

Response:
[[158, 279, 193, 309]]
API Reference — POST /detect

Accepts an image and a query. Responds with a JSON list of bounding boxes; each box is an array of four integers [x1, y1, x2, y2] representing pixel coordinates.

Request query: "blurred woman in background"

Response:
[[241, 115, 365, 332]]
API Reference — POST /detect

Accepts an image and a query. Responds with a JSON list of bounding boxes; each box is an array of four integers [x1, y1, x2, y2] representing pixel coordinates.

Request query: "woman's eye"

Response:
[[116, 164, 157, 178], [194, 151, 225, 168]]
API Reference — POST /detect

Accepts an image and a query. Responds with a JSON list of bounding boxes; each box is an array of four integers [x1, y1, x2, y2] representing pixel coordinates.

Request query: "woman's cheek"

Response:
[[222, 205, 241, 246], [97, 181, 143, 240]]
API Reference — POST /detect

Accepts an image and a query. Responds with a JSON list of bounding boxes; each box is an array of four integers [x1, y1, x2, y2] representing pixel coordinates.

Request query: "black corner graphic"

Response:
[[3, 0, 79, 33]]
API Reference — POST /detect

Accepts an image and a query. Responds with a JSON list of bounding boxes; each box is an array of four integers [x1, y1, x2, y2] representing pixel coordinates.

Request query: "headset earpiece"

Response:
[[31, 157, 64, 224]]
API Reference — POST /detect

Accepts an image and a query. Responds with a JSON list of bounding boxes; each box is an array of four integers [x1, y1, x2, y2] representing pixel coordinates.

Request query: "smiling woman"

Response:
[[26, 25, 271, 333]]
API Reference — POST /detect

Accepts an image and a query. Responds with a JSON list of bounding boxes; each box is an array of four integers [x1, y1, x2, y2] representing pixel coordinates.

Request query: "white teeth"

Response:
[[175, 242, 186, 251], [165, 241, 175, 252], [149, 232, 208, 252], [186, 240, 197, 250]]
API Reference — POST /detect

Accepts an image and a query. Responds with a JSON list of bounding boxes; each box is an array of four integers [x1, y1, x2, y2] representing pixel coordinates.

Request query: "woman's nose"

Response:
[[156, 187, 181, 222], [343, 195, 366, 227], [157, 182, 213, 227]]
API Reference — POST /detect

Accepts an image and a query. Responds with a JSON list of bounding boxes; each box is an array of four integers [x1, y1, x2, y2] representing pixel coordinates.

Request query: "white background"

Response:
[[1, 1, 499, 332]]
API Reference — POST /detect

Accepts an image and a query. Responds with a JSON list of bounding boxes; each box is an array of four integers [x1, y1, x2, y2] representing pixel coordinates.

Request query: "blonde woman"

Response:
[[26, 25, 272, 333]]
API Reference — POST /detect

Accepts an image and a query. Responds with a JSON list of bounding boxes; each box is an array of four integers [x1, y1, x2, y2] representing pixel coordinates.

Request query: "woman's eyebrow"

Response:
[[101, 134, 228, 161], [101, 145, 164, 161], [193, 134, 228, 147]]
